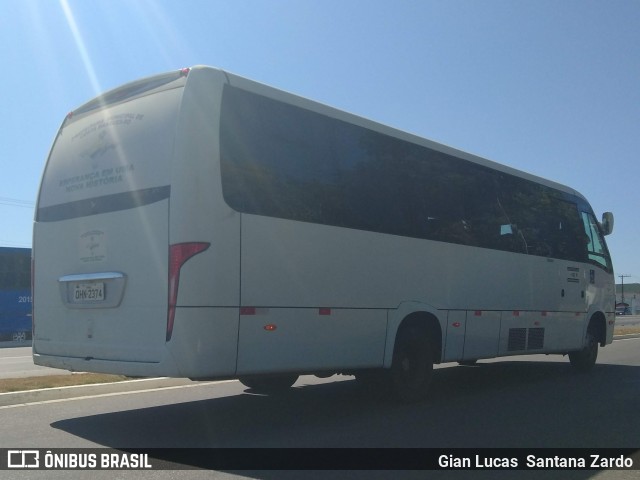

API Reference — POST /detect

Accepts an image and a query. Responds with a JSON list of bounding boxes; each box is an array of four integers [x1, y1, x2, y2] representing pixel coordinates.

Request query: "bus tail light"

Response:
[[167, 242, 210, 341]]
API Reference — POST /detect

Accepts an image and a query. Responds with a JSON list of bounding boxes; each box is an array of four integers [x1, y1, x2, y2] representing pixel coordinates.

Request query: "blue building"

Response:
[[0, 247, 31, 341]]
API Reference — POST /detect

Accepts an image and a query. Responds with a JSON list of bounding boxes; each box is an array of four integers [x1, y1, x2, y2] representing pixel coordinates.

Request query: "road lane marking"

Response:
[[0, 379, 238, 410]]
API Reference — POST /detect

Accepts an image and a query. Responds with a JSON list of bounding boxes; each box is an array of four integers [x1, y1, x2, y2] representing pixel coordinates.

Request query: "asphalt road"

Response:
[[0, 344, 72, 379], [0, 337, 638, 480]]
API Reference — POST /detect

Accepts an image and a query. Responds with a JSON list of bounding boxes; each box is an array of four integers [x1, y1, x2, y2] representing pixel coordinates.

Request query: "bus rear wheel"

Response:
[[238, 374, 299, 393], [390, 326, 434, 402], [568, 329, 598, 372]]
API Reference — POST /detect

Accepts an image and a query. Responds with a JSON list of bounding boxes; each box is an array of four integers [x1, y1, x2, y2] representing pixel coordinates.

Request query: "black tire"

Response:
[[390, 326, 434, 402], [238, 374, 298, 393], [569, 329, 598, 372]]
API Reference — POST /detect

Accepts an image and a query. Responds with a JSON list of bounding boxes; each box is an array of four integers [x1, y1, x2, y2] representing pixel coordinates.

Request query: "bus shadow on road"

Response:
[[50, 358, 640, 462]]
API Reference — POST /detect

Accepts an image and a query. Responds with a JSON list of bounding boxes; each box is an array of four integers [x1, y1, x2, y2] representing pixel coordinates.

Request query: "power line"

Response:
[[619, 274, 632, 306], [0, 239, 31, 248], [0, 196, 35, 208]]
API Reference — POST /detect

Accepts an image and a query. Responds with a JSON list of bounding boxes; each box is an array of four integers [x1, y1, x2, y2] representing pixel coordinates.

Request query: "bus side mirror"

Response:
[[601, 212, 614, 236]]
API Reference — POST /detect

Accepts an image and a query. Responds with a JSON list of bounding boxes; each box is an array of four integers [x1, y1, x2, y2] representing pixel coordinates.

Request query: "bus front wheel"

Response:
[[568, 329, 598, 372]]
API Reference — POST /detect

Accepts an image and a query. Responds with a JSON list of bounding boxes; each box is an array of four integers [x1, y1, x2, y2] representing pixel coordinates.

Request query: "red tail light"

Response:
[[167, 242, 210, 341]]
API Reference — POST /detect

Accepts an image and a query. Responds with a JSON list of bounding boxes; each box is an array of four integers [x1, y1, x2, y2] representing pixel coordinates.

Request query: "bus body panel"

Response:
[[33, 77, 184, 370], [236, 308, 387, 375], [32, 66, 614, 383], [163, 68, 241, 378], [33, 200, 169, 363], [239, 214, 596, 314], [462, 311, 501, 361], [239, 212, 611, 368], [168, 67, 241, 309], [169, 307, 239, 378], [32, 350, 182, 378]]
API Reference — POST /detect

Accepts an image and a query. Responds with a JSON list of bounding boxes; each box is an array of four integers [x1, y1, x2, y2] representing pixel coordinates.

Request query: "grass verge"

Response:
[[0, 373, 129, 394], [613, 326, 640, 336]]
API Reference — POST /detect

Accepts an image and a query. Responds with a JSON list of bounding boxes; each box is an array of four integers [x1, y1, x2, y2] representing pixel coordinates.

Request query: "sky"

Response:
[[1, 0, 639, 282]]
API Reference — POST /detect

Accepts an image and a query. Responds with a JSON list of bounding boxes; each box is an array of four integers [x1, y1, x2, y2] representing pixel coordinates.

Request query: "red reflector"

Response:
[[240, 307, 256, 316], [319, 308, 331, 316], [167, 242, 210, 341], [264, 324, 277, 331], [474, 311, 482, 316], [179, 67, 190, 77], [452, 322, 462, 328], [513, 311, 520, 317]]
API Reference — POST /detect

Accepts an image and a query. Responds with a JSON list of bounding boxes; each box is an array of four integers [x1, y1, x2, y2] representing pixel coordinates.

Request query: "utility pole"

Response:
[[619, 274, 631, 309]]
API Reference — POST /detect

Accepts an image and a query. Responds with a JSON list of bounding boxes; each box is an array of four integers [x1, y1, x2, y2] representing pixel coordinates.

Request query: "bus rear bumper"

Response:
[[32, 352, 183, 378]]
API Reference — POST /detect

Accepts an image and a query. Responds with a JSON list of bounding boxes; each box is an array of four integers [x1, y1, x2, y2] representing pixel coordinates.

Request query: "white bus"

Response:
[[33, 66, 615, 402]]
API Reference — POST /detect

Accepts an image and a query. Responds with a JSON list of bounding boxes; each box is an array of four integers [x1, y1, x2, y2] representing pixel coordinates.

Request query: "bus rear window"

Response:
[[37, 86, 183, 221], [73, 70, 188, 117]]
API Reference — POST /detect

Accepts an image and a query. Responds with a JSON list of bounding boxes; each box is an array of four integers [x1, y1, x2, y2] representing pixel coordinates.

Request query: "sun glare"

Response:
[[59, 0, 102, 97]]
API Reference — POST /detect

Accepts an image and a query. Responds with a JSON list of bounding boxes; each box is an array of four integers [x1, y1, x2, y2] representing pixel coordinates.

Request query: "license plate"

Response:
[[73, 282, 105, 302]]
